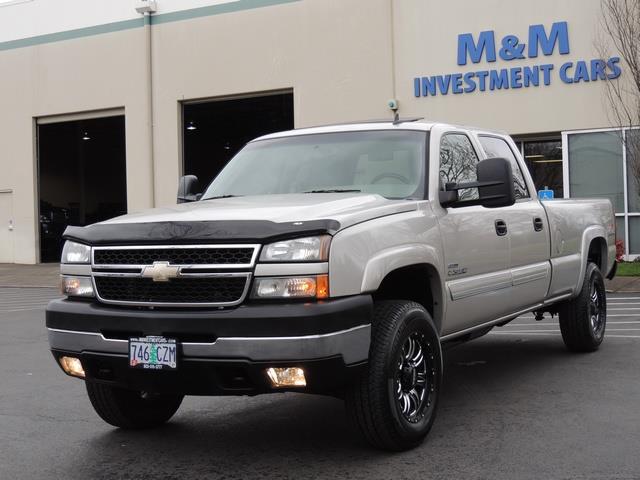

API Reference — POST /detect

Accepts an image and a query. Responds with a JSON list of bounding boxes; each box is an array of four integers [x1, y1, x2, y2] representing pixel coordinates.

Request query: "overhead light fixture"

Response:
[[224, 142, 231, 150], [186, 121, 197, 131], [533, 159, 563, 164], [525, 154, 544, 159], [82, 132, 91, 141]]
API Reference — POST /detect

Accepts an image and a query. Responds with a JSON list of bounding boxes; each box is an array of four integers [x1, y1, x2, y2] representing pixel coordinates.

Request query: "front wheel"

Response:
[[559, 262, 607, 352], [86, 382, 183, 429], [345, 301, 442, 451]]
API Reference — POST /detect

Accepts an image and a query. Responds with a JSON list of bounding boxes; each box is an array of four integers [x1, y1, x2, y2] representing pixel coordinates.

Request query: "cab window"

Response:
[[439, 133, 480, 201]]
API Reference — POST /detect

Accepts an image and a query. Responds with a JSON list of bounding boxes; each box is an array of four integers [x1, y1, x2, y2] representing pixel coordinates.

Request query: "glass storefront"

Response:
[[565, 128, 640, 257]]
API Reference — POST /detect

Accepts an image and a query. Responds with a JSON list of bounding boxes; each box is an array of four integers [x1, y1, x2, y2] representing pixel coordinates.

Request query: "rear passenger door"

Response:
[[476, 134, 551, 311], [434, 129, 514, 336]]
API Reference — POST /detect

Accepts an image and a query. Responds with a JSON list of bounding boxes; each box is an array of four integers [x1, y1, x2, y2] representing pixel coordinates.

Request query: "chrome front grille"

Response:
[[91, 244, 259, 307]]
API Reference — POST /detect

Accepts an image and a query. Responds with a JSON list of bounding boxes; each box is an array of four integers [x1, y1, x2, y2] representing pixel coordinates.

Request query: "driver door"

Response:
[[433, 130, 513, 336]]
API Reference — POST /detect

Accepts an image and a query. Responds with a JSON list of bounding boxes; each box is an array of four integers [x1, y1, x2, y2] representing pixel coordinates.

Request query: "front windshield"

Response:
[[201, 130, 427, 200]]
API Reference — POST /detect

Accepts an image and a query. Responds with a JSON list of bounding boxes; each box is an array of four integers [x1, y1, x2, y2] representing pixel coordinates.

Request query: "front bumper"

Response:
[[47, 295, 372, 395]]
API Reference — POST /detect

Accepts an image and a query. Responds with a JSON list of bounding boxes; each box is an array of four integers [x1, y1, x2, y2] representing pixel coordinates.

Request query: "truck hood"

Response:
[[101, 193, 418, 231]]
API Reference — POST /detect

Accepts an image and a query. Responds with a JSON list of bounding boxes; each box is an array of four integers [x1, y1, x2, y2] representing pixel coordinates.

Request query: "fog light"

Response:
[[266, 367, 306, 387], [59, 356, 85, 378]]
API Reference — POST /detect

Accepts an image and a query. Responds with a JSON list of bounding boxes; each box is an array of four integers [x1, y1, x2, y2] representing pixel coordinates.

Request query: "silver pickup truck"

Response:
[[46, 120, 616, 451]]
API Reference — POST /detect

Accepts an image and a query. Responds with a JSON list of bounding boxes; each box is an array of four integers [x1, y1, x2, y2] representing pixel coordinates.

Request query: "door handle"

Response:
[[495, 219, 508, 236], [533, 217, 544, 232]]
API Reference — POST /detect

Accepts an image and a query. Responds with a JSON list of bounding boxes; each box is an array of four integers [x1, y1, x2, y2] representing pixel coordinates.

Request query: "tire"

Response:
[[86, 381, 183, 429], [559, 262, 607, 352], [345, 301, 442, 451]]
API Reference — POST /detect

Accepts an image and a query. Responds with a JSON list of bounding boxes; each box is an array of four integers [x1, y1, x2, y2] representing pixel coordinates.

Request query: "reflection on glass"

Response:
[[568, 131, 623, 213], [629, 217, 640, 254], [439, 134, 480, 200], [523, 140, 564, 198], [626, 130, 640, 212], [616, 217, 625, 244]]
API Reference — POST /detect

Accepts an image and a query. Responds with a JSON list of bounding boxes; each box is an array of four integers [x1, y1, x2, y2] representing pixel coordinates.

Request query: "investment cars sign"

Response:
[[413, 21, 622, 98]]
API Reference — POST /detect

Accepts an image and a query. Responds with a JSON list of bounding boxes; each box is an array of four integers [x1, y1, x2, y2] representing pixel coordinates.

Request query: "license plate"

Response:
[[129, 336, 177, 370]]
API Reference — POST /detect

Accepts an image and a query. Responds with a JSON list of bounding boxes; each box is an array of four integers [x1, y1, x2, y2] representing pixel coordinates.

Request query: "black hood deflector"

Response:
[[63, 220, 341, 246]]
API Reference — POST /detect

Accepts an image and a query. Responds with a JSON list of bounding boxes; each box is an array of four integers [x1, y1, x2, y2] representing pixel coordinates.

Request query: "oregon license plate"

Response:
[[129, 336, 177, 370]]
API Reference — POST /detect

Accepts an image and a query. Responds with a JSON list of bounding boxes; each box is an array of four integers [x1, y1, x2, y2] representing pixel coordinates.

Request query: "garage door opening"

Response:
[[38, 115, 127, 263], [182, 91, 294, 190]]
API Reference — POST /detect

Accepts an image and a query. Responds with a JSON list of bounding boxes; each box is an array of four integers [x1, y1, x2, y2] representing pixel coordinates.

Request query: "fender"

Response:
[[360, 243, 443, 293], [574, 225, 608, 295]]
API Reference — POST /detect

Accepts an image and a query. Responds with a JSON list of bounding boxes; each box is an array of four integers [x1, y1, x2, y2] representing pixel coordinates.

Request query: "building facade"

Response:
[[0, 0, 636, 263]]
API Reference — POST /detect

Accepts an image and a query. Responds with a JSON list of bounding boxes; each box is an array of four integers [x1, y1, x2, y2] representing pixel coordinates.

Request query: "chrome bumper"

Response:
[[48, 324, 371, 365]]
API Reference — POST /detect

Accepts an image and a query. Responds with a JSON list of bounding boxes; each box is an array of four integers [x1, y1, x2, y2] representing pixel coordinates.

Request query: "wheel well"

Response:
[[371, 264, 443, 332], [588, 237, 607, 272]]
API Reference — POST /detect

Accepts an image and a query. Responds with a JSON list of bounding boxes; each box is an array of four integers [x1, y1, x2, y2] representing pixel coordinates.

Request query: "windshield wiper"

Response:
[[203, 194, 240, 200], [303, 189, 361, 193]]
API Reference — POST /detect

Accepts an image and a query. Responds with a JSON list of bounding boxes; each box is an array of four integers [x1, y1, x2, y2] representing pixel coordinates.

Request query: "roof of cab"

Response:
[[251, 119, 507, 142]]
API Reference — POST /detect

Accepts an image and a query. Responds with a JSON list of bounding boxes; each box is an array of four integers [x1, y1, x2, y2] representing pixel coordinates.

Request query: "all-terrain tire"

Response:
[[86, 381, 183, 429], [559, 262, 607, 352], [345, 300, 442, 451]]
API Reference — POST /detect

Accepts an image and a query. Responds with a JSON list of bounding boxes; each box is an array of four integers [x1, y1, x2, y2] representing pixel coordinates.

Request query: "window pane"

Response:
[[616, 216, 625, 246], [523, 140, 563, 198], [628, 217, 640, 254], [439, 134, 480, 200], [569, 131, 623, 213], [626, 130, 640, 212], [478, 136, 529, 199]]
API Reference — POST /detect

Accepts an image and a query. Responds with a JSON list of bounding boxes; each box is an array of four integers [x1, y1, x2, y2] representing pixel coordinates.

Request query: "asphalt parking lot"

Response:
[[1, 287, 639, 480]]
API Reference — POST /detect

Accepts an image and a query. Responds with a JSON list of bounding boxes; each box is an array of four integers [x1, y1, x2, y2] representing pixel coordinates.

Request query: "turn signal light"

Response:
[[266, 367, 306, 387], [59, 356, 85, 378]]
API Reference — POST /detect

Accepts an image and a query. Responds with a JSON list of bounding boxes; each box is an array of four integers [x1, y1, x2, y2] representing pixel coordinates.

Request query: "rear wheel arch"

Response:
[[587, 237, 607, 273]]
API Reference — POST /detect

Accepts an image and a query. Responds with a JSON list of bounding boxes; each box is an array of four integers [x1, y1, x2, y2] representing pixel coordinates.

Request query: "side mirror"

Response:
[[439, 157, 516, 209], [177, 175, 201, 203]]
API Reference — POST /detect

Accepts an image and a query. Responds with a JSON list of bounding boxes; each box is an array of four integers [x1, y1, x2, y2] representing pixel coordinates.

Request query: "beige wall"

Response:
[[0, 28, 154, 263], [0, 0, 627, 263]]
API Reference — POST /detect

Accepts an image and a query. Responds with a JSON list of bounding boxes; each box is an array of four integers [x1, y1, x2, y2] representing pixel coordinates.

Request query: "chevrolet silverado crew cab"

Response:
[[46, 120, 616, 451]]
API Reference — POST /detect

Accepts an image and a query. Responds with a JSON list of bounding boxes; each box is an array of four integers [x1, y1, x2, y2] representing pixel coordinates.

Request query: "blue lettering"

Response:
[[560, 62, 573, 83], [489, 69, 509, 90], [510, 67, 523, 88], [420, 77, 437, 97], [476, 70, 489, 91], [457, 30, 497, 65], [590, 59, 607, 81], [523, 66, 540, 87], [463, 72, 477, 93], [573, 61, 590, 83], [499, 35, 526, 61], [414, 78, 420, 97], [540, 64, 554, 85], [607, 57, 622, 79], [437, 75, 452, 95], [528, 21, 570, 58], [452, 73, 463, 94]]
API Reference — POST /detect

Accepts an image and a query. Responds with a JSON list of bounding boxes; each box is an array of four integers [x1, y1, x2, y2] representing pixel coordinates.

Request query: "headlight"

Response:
[[61, 241, 91, 264], [260, 236, 331, 262], [61, 276, 95, 297], [252, 275, 329, 299]]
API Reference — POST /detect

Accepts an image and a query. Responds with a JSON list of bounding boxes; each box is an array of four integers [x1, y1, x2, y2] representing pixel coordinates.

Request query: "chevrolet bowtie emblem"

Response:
[[141, 261, 181, 282]]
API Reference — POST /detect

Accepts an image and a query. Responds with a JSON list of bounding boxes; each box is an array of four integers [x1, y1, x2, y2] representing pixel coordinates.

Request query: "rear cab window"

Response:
[[477, 135, 529, 199]]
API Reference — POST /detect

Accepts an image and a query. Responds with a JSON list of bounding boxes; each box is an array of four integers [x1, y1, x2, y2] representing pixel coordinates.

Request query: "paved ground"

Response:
[[0, 263, 60, 288], [1, 288, 639, 480]]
